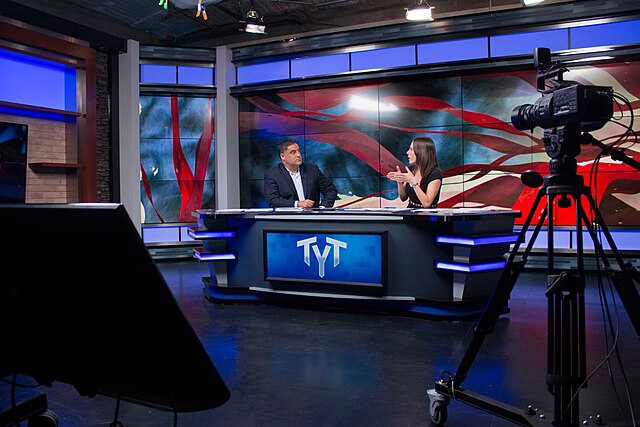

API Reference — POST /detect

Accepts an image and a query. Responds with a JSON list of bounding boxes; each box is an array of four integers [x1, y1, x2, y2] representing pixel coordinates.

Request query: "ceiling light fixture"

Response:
[[522, 0, 545, 6], [405, 0, 434, 22], [196, 0, 208, 20], [244, 8, 266, 34]]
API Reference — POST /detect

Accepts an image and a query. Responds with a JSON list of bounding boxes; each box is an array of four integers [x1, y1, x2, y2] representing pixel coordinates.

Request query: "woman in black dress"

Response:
[[386, 137, 442, 208]]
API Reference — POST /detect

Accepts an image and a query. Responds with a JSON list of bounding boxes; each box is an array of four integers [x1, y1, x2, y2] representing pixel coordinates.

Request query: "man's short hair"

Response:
[[278, 139, 298, 155]]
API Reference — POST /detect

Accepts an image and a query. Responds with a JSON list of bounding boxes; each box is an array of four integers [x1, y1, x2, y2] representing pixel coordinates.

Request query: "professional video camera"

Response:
[[510, 47, 614, 163], [428, 47, 640, 427]]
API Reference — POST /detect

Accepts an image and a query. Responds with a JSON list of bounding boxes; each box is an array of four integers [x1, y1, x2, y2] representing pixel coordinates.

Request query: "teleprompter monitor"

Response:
[[0, 203, 230, 412]]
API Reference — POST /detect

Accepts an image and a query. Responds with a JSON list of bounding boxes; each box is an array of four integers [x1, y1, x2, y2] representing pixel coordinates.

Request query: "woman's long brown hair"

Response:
[[411, 137, 440, 184]]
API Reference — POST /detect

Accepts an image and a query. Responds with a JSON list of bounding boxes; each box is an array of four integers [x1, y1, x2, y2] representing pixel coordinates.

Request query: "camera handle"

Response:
[[428, 166, 640, 426], [583, 132, 640, 172]]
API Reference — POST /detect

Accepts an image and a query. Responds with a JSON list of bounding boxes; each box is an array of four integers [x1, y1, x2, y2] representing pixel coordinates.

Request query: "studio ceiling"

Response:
[[1, 0, 573, 50]]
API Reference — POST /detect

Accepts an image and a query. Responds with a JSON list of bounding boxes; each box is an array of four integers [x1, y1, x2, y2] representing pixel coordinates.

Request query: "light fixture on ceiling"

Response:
[[405, 0, 434, 22], [196, 0, 208, 20], [522, 0, 545, 6], [244, 7, 266, 34]]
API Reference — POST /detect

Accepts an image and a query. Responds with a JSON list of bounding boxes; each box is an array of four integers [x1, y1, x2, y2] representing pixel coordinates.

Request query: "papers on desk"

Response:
[[411, 207, 512, 215], [245, 208, 274, 213], [215, 208, 274, 214], [449, 207, 511, 214], [215, 208, 246, 214], [275, 207, 304, 212], [410, 208, 441, 213], [212, 207, 512, 215], [341, 207, 411, 213]]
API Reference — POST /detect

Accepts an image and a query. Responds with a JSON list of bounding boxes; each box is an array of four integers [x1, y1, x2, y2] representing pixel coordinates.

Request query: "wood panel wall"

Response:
[[0, 18, 97, 202]]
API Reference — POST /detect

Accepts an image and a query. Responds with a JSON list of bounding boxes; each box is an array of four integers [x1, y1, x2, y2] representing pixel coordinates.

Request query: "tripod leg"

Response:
[[508, 187, 549, 264], [452, 186, 548, 386], [429, 188, 552, 427], [546, 273, 586, 427], [579, 194, 640, 337], [540, 188, 587, 427]]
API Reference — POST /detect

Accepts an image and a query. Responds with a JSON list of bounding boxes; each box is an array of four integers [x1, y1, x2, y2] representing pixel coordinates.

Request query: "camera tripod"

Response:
[[427, 155, 640, 427]]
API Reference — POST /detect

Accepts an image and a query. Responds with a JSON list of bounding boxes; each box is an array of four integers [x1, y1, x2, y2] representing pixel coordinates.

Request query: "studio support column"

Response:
[[117, 39, 141, 232], [215, 45, 240, 209]]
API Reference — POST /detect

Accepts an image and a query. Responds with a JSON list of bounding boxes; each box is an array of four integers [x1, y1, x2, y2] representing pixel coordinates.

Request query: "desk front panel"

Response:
[[199, 211, 517, 302]]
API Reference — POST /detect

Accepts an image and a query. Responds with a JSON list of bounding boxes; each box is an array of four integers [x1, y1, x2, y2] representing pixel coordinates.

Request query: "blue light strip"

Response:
[[188, 228, 237, 239], [193, 250, 237, 262], [235, 17, 640, 87], [435, 261, 506, 273], [435, 235, 518, 246], [0, 106, 73, 121]]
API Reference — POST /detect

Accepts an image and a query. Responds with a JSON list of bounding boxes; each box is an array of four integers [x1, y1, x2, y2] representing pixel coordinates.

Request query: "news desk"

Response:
[[191, 208, 520, 319]]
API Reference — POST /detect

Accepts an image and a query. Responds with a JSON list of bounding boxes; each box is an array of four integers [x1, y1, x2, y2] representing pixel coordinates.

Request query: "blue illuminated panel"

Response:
[[522, 229, 571, 249], [178, 65, 214, 85], [0, 105, 71, 121], [265, 231, 386, 287], [181, 226, 196, 242], [580, 230, 640, 251], [143, 226, 180, 243], [436, 234, 518, 246], [351, 45, 416, 71], [237, 60, 290, 85], [291, 53, 350, 78], [187, 228, 237, 239], [194, 250, 237, 261], [570, 19, 640, 49], [0, 48, 76, 111], [418, 37, 488, 64], [490, 29, 568, 57], [435, 261, 506, 273], [140, 64, 177, 84]]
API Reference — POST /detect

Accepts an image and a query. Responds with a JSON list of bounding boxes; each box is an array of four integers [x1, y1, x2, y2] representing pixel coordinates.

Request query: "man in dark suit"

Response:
[[264, 139, 338, 208]]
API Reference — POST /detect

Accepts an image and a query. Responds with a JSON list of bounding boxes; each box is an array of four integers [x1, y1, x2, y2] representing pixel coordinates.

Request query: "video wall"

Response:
[[0, 121, 28, 203], [238, 61, 640, 226], [140, 95, 215, 224]]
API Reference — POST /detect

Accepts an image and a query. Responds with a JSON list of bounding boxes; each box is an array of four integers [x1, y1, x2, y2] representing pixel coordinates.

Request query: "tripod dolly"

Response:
[[427, 153, 640, 427]]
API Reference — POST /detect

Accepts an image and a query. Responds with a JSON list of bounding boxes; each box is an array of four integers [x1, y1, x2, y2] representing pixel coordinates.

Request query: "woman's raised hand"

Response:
[[386, 165, 404, 182]]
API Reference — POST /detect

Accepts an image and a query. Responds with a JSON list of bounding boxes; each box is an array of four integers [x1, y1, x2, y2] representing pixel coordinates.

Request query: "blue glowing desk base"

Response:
[[202, 280, 508, 320]]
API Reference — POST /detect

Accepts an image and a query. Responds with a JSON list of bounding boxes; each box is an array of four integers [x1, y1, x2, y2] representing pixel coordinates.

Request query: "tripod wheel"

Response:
[[427, 387, 450, 425], [430, 404, 448, 425], [28, 409, 59, 427]]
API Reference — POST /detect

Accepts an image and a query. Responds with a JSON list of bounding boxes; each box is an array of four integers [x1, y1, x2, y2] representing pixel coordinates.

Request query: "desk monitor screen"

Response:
[[0, 203, 230, 412], [264, 230, 387, 288]]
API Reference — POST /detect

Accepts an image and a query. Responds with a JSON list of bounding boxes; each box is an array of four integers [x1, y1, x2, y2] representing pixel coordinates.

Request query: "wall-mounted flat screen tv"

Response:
[[0, 121, 28, 203]]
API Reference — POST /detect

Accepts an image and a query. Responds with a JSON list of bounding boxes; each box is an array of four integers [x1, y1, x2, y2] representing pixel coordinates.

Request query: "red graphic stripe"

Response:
[[171, 95, 195, 221], [140, 162, 165, 223], [181, 97, 214, 221]]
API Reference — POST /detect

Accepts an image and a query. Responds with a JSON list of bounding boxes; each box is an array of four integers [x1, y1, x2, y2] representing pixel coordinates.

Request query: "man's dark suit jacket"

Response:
[[264, 163, 338, 208]]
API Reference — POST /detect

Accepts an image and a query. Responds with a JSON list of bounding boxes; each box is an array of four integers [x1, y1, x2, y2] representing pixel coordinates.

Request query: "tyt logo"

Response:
[[296, 237, 347, 278]]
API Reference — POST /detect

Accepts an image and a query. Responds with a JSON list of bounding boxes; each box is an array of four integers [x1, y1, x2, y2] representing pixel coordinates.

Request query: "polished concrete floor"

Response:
[[3, 260, 640, 427]]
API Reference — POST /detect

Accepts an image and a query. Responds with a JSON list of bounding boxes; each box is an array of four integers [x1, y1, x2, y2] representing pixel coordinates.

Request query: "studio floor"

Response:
[[3, 260, 640, 427]]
